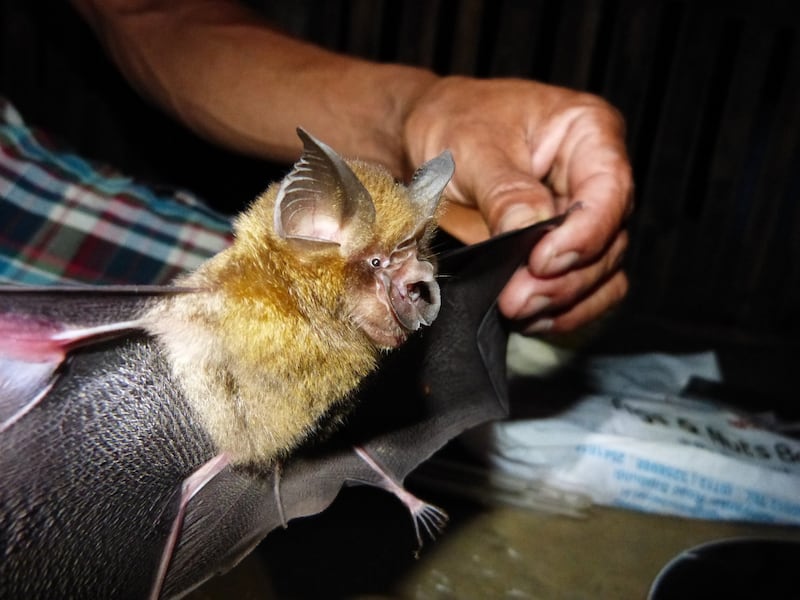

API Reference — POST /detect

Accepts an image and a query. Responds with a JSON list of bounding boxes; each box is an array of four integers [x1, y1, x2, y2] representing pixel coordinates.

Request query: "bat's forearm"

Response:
[[69, 0, 438, 177]]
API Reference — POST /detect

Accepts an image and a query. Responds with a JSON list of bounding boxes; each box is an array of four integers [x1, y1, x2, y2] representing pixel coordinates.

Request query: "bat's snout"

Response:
[[385, 260, 441, 332]]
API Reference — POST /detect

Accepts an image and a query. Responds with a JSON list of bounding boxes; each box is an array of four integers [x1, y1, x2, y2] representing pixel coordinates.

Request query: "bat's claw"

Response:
[[410, 499, 449, 552]]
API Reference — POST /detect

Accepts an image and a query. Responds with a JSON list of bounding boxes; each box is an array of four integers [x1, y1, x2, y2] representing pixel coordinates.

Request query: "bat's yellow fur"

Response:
[[145, 158, 442, 464]]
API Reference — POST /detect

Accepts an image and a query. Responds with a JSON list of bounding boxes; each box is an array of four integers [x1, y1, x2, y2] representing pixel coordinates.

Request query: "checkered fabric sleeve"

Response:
[[0, 98, 233, 285]]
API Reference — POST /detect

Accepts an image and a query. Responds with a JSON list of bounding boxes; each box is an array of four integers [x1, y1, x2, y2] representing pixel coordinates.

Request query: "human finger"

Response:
[[529, 106, 633, 277], [498, 228, 628, 321], [519, 268, 629, 335]]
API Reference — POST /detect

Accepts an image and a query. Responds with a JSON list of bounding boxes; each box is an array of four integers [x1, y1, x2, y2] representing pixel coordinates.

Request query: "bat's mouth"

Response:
[[361, 319, 409, 349]]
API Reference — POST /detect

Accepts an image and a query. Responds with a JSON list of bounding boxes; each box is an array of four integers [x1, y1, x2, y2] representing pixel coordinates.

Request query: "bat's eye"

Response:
[[370, 257, 382, 268]]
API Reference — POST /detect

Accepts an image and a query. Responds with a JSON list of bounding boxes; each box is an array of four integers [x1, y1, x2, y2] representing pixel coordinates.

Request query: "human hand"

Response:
[[403, 77, 633, 334]]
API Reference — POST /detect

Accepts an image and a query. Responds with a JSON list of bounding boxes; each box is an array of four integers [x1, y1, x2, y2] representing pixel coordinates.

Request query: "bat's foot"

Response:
[[409, 500, 448, 551], [353, 445, 448, 551]]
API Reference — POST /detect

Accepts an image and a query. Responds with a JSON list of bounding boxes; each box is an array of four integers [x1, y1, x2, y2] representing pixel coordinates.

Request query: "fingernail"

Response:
[[541, 250, 580, 276], [525, 318, 554, 334], [521, 294, 551, 318], [496, 204, 550, 234]]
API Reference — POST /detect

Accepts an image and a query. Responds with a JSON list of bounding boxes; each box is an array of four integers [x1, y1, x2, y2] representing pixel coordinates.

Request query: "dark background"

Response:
[[2, 3, 799, 597], [1, 0, 798, 342]]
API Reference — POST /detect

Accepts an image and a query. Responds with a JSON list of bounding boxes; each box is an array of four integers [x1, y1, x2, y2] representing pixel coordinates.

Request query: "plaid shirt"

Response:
[[0, 99, 233, 285]]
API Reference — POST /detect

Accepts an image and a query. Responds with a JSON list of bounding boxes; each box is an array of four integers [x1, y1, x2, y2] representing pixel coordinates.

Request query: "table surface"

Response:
[[186, 482, 800, 600]]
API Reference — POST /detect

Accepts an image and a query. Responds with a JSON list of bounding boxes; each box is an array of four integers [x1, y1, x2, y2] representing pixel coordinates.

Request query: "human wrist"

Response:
[[336, 61, 439, 179]]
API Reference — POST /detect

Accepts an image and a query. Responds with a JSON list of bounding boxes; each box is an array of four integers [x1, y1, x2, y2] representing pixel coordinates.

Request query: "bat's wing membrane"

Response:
[[0, 285, 187, 431], [341, 215, 569, 483], [0, 355, 60, 431], [0, 215, 569, 598]]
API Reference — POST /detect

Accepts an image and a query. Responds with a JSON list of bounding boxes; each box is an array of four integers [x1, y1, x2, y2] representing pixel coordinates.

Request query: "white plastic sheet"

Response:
[[471, 351, 800, 523]]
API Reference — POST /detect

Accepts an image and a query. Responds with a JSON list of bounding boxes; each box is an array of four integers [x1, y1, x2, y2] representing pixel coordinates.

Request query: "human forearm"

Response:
[[70, 0, 634, 333], [70, 0, 437, 175]]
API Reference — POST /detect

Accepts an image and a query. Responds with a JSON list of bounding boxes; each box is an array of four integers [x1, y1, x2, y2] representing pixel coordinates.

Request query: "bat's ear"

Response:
[[407, 150, 455, 220], [274, 128, 376, 249]]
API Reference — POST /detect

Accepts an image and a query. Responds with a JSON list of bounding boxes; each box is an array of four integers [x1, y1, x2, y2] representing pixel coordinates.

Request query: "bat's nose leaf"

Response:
[[390, 279, 441, 330], [414, 280, 440, 327]]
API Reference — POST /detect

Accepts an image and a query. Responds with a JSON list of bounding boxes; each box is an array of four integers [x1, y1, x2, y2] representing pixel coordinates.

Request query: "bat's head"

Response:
[[270, 128, 454, 349]]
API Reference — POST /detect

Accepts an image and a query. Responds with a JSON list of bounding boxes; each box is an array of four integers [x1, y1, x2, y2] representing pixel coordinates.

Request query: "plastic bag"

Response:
[[469, 352, 800, 523]]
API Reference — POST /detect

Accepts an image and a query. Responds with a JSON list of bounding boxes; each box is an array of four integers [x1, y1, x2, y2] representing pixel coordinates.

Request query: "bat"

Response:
[[0, 127, 570, 599]]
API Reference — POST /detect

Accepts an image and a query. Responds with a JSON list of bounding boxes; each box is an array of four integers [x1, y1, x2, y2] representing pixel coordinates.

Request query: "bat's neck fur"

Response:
[[144, 240, 378, 466]]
